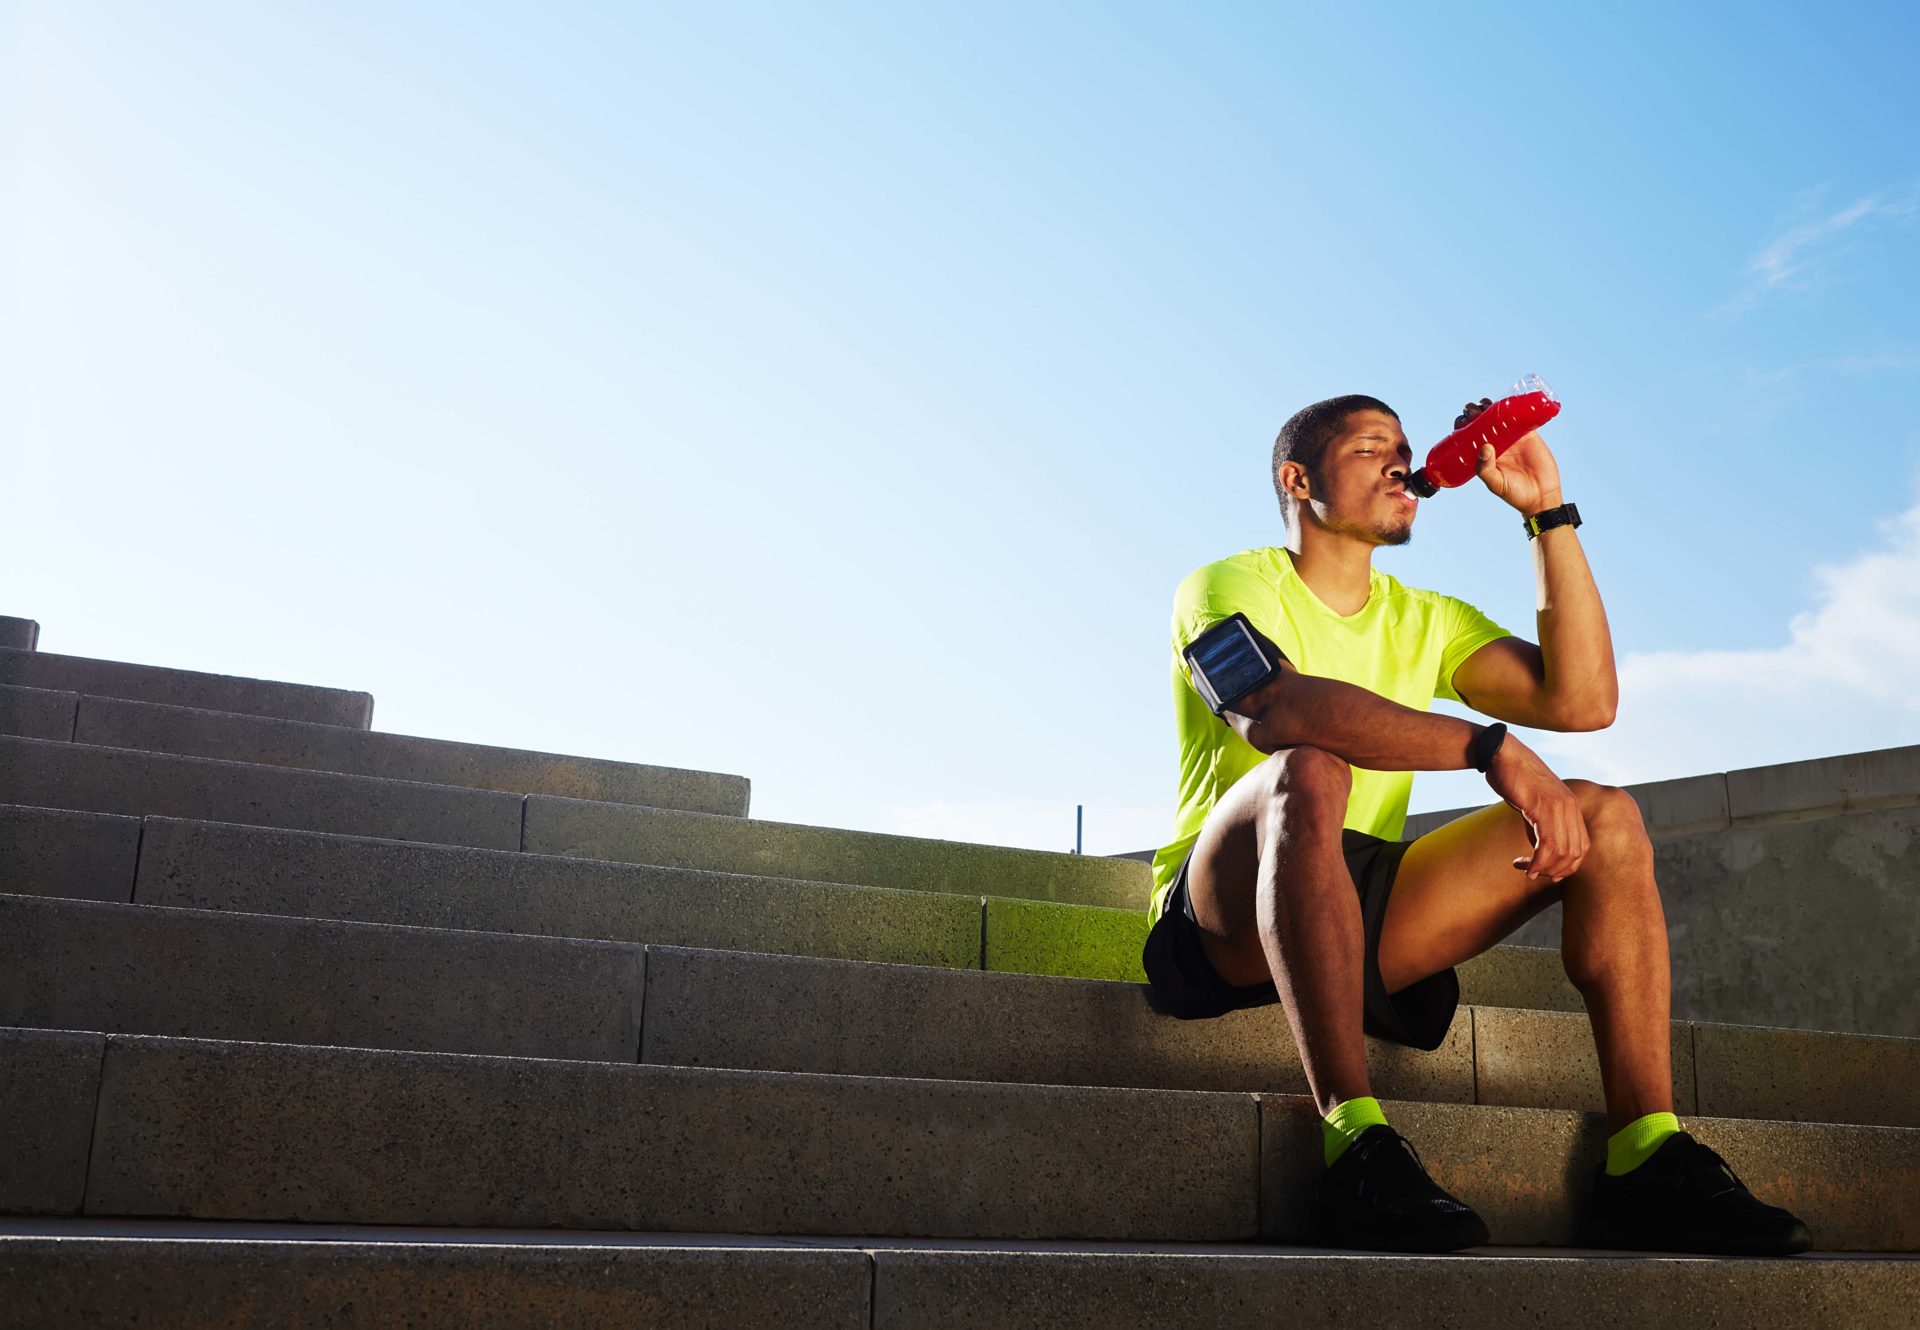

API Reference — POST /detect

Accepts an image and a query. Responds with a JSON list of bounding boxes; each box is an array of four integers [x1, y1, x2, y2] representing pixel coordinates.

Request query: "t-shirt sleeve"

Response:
[[1170, 559, 1295, 704], [1434, 594, 1514, 704]]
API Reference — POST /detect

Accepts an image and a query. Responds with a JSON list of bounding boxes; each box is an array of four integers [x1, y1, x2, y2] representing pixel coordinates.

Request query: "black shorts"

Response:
[[1140, 828, 1459, 1051]]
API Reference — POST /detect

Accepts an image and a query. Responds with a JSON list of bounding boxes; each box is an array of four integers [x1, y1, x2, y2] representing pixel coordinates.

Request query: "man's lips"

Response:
[[1386, 489, 1417, 508]]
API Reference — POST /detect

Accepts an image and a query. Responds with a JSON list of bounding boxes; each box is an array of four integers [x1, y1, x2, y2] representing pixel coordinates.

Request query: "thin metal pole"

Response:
[[1075, 805, 1083, 855]]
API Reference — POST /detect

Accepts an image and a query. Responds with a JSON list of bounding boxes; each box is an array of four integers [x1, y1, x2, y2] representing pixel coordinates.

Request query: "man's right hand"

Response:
[[1483, 732, 1588, 884]]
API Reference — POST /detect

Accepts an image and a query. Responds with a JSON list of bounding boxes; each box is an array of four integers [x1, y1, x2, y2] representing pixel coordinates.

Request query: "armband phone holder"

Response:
[[1183, 612, 1285, 716]]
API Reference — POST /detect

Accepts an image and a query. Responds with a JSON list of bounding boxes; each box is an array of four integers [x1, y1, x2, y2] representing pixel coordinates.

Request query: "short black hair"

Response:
[[1271, 394, 1399, 528]]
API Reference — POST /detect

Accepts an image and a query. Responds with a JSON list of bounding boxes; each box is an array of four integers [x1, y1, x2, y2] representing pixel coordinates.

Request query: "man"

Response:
[[1140, 392, 1812, 1255]]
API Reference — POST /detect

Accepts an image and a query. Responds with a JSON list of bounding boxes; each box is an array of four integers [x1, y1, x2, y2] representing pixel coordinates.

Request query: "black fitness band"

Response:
[[1468, 722, 1508, 772], [1523, 501, 1581, 540]]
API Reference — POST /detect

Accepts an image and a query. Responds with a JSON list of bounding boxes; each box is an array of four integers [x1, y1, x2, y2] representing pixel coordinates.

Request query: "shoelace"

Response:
[[1348, 1129, 1470, 1215], [1670, 1138, 1750, 1203], [1354, 1130, 1438, 1185]]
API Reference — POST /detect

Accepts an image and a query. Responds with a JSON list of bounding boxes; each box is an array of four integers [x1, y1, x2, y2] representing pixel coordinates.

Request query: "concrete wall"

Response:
[[1509, 803, 1920, 1039]]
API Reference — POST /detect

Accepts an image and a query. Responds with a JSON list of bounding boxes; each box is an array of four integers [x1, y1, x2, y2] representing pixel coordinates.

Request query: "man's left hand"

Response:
[[1458, 397, 1563, 514]]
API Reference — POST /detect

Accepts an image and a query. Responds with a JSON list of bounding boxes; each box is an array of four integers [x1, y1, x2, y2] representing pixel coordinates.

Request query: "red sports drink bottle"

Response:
[[1404, 373, 1563, 498]]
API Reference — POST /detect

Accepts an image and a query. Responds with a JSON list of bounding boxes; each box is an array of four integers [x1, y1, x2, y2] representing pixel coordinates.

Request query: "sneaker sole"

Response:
[[1321, 1213, 1492, 1254]]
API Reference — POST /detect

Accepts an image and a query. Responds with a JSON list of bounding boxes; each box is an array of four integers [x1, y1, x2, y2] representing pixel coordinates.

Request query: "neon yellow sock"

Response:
[[1604, 1111, 1680, 1176], [1322, 1095, 1389, 1168]]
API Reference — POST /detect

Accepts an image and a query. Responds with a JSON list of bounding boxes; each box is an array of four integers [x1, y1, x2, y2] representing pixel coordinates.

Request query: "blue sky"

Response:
[[8, 2, 1919, 852]]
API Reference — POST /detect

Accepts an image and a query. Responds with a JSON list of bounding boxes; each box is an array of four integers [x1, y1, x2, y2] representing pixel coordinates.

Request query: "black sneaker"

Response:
[[1315, 1124, 1491, 1252], [1589, 1131, 1813, 1256]]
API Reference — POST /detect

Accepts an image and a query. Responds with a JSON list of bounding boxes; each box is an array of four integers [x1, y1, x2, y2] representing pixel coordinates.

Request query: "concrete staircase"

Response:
[[1, 621, 1916, 1325]]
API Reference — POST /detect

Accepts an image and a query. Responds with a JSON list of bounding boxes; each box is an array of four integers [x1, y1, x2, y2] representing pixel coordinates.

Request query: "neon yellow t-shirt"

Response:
[[1147, 545, 1513, 926]]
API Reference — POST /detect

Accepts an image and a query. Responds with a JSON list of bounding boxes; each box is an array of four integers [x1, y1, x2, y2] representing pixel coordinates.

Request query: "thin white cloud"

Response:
[[1742, 346, 1920, 390], [1717, 186, 1919, 314]]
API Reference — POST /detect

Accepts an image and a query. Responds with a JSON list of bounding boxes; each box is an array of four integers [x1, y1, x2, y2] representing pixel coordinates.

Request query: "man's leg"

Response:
[[1183, 745, 1491, 1251], [1377, 779, 1810, 1253], [1375, 780, 1671, 1131], [1185, 744, 1369, 1113]]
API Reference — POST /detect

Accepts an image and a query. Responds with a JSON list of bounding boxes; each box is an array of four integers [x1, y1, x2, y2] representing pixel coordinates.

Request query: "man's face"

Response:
[[1296, 408, 1418, 545]]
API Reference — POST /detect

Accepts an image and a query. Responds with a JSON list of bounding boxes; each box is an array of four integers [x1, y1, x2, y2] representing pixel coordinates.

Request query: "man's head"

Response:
[[1271, 394, 1418, 546]]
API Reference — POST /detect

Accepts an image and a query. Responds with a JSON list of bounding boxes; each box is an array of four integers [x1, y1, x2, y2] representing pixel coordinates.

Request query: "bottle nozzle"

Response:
[[1405, 469, 1438, 499], [1515, 372, 1555, 401]]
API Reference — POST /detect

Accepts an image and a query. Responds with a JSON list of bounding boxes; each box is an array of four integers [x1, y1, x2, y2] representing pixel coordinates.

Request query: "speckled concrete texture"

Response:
[[871, 1249, 1920, 1328], [1693, 1020, 1920, 1128], [1727, 744, 1920, 824], [0, 895, 645, 1062], [135, 818, 981, 969], [0, 1238, 870, 1328], [0, 685, 76, 742], [0, 1027, 104, 1215], [0, 736, 524, 850], [0, 647, 372, 727], [1259, 1095, 1920, 1250], [984, 895, 1147, 981], [0, 804, 140, 903], [1507, 804, 1920, 1039], [73, 694, 750, 815], [1473, 1007, 1696, 1115], [83, 1036, 1259, 1240], [1456, 944, 1583, 1013], [0, 618, 38, 651], [1690, 1115, 1920, 1251], [641, 944, 1474, 1103], [523, 794, 1149, 910]]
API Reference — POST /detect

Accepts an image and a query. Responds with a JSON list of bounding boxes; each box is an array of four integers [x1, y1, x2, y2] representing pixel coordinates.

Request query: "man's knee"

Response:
[[1566, 780, 1649, 851], [1257, 745, 1352, 811]]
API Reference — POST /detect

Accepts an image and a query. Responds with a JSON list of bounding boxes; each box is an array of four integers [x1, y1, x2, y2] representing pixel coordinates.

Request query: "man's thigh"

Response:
[[1185, 750, 1348, 988], [1376, 782, 1614, 994]]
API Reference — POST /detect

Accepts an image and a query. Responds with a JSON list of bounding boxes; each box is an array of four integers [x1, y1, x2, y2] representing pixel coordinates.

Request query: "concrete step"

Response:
[[41, 692, 750, 813], [0, 646, 372, 728], [0, 734, 1140, 907], [522, 791, 1148, 909], [0, 616, 39, 650], [5, 1028, 1915, 1248], [0, 685, 75, 742], [0, 808, 1577, 1011], [1403, 740, 1920, 841], [0, 894, 645, 1064], [0, 736, 525, 851], [3, 1225, 1916, 1329], [15, 886, 1920, 1128], [7, 893, 1911, 1128], [0, 806, 143, 905]]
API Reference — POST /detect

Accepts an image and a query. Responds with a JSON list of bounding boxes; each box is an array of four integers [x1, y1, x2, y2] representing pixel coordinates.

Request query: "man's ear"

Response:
[[1280, 460, 1311, 502]]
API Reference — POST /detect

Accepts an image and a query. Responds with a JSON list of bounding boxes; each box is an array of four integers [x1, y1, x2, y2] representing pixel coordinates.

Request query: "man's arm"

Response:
[[1447, 522, 1617, 730], [1215, 658, 1590, 883], [1225, 661, 1484, 770], [1528, 489, 1619, 728], [1449, 408, 1619, 731]]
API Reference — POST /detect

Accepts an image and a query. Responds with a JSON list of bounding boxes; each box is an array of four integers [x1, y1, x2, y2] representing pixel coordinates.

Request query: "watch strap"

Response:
[[1468, 722, 1508, 773], [1524, 501, 1581, 540]]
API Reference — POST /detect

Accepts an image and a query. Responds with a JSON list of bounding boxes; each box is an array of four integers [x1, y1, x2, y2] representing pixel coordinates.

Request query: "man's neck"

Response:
[[1285, 529, 1375, 616]]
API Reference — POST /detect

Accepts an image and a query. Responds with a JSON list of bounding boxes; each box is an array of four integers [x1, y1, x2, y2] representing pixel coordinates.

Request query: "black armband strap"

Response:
[[1183, 613, 1287, 716]]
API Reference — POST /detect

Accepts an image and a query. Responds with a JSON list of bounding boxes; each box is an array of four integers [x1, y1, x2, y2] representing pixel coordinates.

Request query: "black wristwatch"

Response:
[[1523, 501, 1581, 540], [1468, 722, 1508, 773]]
